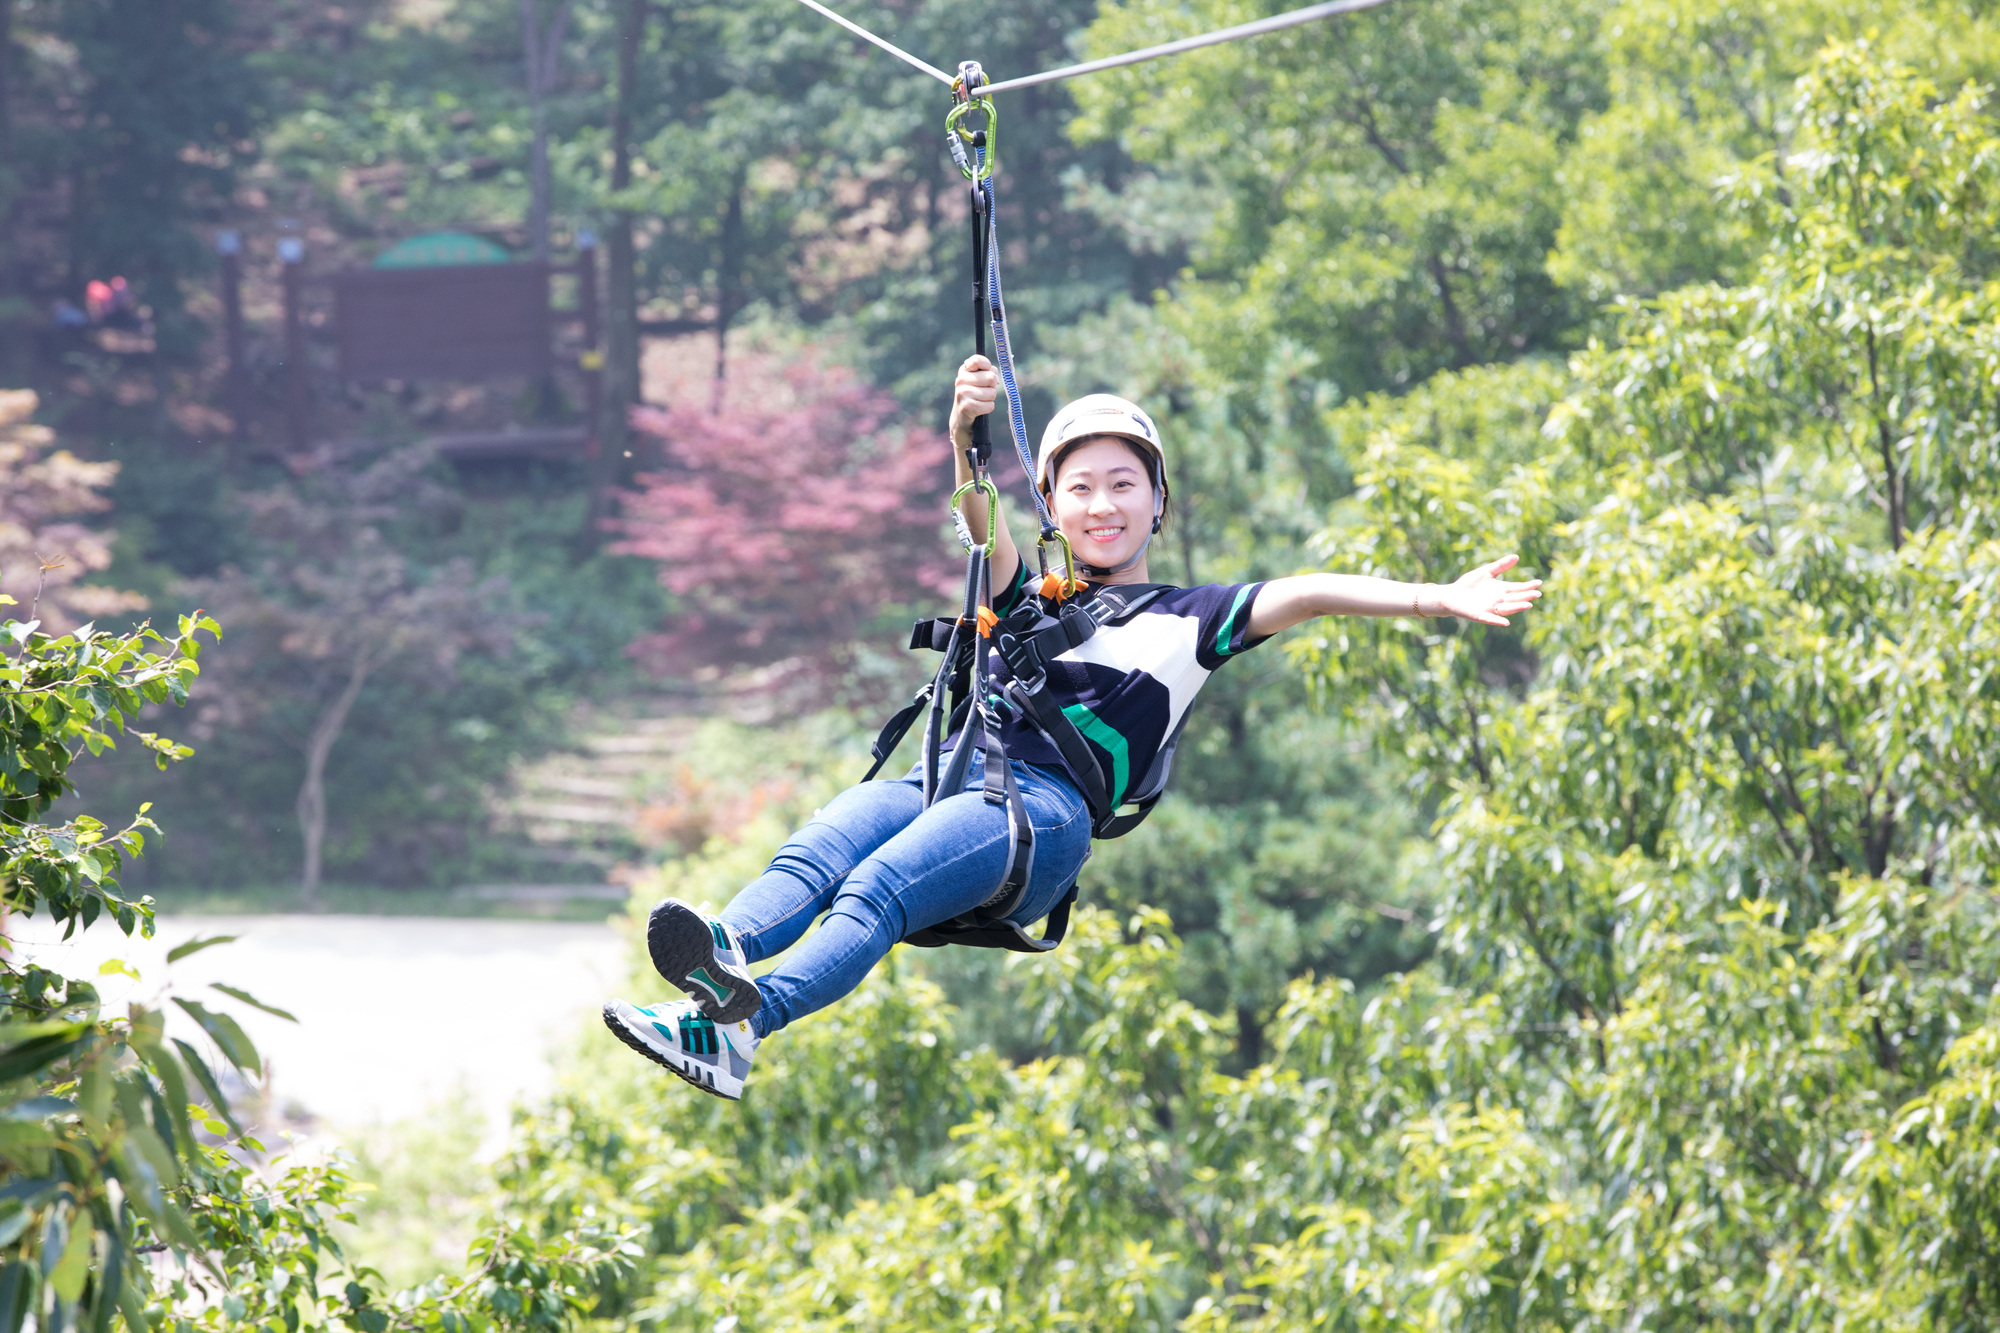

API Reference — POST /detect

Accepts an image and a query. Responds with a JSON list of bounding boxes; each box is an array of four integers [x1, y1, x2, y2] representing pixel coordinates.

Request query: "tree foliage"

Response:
[[0, 392, 145, 633], [23, 3, 2000, 1326], [0, 582, 642, 1333], [3, 0, 261, 358], [185, 443, 520, 899]]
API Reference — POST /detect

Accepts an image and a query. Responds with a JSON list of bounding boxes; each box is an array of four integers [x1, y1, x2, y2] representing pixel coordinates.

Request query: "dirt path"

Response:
[[12, 914, 633, 1136]]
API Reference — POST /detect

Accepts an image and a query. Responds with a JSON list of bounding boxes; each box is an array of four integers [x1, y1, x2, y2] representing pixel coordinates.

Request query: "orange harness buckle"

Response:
[[1039, 572, 1087, 602]]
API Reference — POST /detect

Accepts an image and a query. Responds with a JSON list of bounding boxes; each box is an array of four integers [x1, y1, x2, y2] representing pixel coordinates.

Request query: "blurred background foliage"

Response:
[[6, 0, 2000, 1324]]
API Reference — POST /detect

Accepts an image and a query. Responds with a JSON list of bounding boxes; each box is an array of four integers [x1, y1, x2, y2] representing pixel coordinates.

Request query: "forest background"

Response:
[[7, 0, 2000, 1326]]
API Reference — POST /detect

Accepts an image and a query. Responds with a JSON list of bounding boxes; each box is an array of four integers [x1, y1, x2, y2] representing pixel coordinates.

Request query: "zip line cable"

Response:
[[981, 0, 1397, 94], [784, 0, 1399, 95], [790, 0, 954, 84]]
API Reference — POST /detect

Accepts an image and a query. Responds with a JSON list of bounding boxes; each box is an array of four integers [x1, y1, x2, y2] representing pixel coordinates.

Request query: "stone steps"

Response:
[[488, 707, 706, 871]]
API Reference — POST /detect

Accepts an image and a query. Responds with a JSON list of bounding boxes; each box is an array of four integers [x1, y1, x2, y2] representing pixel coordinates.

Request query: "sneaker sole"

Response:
[[601, 1003, 741, 1101], [646, 899, 763, 1025]]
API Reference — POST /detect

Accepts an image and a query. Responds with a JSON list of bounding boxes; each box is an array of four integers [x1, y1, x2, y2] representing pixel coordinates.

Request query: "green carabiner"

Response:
[[946, 95, 998, 182], [951, 478, 1000, 557]]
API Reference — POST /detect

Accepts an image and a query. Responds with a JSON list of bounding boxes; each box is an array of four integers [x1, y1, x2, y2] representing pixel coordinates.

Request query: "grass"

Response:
[[332, 1092, 492, 1290]]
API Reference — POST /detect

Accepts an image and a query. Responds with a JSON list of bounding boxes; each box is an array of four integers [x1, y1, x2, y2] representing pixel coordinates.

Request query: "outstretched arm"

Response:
[[947, 355, 1023, 589], [1245, 555, 1543, 639]]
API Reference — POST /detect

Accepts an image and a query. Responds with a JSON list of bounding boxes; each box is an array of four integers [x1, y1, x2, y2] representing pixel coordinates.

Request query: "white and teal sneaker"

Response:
[[602, 997, 759, 1100], [647, 898, 761, 1024]]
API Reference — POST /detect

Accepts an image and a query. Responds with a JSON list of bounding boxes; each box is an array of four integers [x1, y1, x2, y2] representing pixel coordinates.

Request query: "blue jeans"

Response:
[[719, 753, 1091, 1038]]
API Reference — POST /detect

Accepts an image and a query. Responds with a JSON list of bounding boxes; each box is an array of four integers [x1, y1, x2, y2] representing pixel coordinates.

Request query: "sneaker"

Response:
[[602, 997, 759, 1100], [647, 898, 761, 1024]]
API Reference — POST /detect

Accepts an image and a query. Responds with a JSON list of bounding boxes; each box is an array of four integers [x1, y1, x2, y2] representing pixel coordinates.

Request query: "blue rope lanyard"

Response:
[[978, 172, 1055, 539]]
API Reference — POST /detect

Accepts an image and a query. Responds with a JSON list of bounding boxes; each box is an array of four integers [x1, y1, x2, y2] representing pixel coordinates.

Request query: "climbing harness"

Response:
[[868, 571, 1192, 953], [861, 74, 1189, 954]]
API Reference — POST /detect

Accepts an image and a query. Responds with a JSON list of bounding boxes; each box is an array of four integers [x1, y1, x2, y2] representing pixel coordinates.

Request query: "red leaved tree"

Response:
[[614, 349, 955, 702]]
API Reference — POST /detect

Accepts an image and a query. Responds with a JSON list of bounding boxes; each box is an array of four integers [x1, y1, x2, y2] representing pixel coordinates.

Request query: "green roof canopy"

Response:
[[372, 231, 513, 268]]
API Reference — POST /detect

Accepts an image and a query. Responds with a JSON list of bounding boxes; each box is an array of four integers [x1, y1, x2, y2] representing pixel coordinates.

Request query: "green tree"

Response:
[[6, 0, 261, 359], [181, 444, 525, 900], [1066, 0, 2000, 414], [1235, 41, 2000, 1323], [1069, 0, 1608, 401]]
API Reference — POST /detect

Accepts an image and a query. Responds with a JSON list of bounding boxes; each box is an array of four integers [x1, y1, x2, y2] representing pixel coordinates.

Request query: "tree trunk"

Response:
[[0, 0, 19, 386], [1236, 1003, 1264, 1069], [529, 101, 551, 264], [597, 0, 647, 495], [297, 649, 373, 907], [0, 0, 11, 190], [520, 0, 574, 265], [712, 181, 744, 413]]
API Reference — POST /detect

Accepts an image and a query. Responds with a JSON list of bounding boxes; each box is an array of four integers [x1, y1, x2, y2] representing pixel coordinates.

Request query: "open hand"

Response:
[[1431, 554, 1542, 626], [950, 355, 998, 440]]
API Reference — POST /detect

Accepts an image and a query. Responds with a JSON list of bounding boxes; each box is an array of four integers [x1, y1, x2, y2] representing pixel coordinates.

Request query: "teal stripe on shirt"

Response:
[[1061, 702, 1130, 807], [1215, 584, 1257, 656]]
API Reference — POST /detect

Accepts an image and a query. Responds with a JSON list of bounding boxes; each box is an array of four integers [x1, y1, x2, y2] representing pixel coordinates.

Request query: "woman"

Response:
[[604, 355, 1542, 1099]]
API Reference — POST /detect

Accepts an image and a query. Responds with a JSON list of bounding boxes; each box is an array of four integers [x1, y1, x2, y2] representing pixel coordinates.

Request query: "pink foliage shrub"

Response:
[[614, 350, 954, 698]]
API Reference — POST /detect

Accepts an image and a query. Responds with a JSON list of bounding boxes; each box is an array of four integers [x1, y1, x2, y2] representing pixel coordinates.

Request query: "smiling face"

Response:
[[1047, 435, 1159, 578]]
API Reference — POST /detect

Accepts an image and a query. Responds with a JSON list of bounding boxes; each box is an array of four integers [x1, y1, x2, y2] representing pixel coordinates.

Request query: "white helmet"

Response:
[[1035, 394, 1168, 507]]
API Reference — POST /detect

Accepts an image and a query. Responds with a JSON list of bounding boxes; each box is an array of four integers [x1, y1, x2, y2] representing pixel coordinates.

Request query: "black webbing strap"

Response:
[[863, 688, 928, 782], [935, 554, 989, 803], [1091, 800, 1163, 840], [903, 882, 1076, 953], [981, 734, 1034, 906], [920, 548, 985, 803], [909, 619, 952, 651], [865, 676, 974, 783]]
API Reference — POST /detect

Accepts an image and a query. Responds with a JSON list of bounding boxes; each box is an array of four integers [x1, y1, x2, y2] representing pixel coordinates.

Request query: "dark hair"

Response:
[[1040, 434, 1172, 532]]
